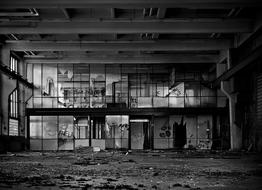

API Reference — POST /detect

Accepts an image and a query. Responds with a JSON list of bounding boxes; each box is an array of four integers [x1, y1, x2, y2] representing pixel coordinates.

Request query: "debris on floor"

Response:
[[0, 150, 261, 189]]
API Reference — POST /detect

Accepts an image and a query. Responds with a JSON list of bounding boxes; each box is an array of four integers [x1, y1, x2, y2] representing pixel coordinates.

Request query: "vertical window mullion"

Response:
[[15, 59, 18, 73], [13, 92, 15, 117], [10, 94, 13, 117], [11, 57, 14, 71], [15, 90, 17, 117]]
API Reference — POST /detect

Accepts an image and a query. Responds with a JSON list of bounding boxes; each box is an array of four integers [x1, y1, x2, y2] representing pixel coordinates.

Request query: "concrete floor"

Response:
[[0, 150, 262, 190]]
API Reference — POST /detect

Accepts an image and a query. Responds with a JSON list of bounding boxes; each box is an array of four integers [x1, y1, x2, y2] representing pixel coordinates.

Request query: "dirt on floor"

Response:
[[0, 149, 262, 190]]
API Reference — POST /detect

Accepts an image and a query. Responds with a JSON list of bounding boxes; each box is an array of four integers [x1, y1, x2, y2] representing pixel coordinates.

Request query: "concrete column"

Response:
[[221, 81, 242, 150], [217, 49, 242, 150]]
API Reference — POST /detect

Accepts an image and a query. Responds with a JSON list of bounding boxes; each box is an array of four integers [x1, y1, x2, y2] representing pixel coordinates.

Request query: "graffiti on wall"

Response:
[[159, 125, 171, 138], [58, 124, 74, 147]]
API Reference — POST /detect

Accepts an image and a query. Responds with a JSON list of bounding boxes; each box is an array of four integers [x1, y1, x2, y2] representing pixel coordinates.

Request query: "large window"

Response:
[[27, 64, 224, 109], [10, 56, 18, 73], [8, 56, 20, 136], [9, 89, 19, 136]]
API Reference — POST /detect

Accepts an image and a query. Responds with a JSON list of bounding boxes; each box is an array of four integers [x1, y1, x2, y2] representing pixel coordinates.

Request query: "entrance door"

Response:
[[130, 119, 150, 150]]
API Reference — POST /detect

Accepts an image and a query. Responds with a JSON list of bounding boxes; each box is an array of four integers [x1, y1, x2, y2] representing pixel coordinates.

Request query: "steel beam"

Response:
[[6, 39, 232, 51], [24, 54, 217, 64], [0, 0, 261, 9], [212, 45, 262, 87], [0, 19, 252, 34], [0, 62, 34, 88]]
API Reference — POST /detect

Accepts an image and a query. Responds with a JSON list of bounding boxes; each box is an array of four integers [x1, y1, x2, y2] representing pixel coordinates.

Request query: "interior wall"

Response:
[[235, 61, 262, 151], [0, 48, 16, 135]]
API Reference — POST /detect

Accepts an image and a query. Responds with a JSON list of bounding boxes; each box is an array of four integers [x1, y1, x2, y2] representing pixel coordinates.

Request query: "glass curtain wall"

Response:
[[153, 115, 213, 149], [30, 115, 90, 151], [27, 64, 224, 108]]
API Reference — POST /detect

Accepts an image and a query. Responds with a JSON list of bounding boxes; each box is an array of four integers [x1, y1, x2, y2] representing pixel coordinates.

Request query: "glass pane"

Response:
[[90, 65, 105, 108], [185, 82, 200, 97], [185, 97, 200, 107], [122, 64, 137, 74], [153, 64, 168, 74], [105, 115, 129, 149], [43, 116, 57, 139], [33, 98, 42, 108], [74, 117, 89, 139], [33, 64, 42, 97], [169, 82, 184, 97], [153, 97, 168, 107], [58, 116, 74, 150], [30, 139, 42, 151], [106, 64, 121, 96], [201, 86, 215, 97], [27, 97, 33, 108], [130, 96, 138, 108], [169, 97, 184, 107], [175, 72, 184, 81], [42, 64, 57, 97], [42, 97, 57, 108], [58, 65, 73, 82], [185, 72, 195, 81], [91, 96, 106, 108], [201, 97, 216, 107], [43, 140, 57, 150], [58, 81, 74, 108], [137, 97, 152, 108], [197, 115, 212, 149], [30, 116, 42, 139], [185, 116, 197, 148], [27, 64, 33, 83], [73, 64, 90, 81], [90, 64, 105, 81], [9, 119, 18, 136], [73, 83, 81, 97], [154, 116, 172, 149]]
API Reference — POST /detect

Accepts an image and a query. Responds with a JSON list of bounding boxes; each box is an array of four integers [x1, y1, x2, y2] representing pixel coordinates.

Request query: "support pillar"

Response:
[[217, 49, 242, 150]]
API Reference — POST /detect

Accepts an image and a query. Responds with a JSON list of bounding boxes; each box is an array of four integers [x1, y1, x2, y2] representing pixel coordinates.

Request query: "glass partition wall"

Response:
[[28, 64, 224, 151], [30, 115, 129, 151], [30, 114, 213, 151], [27, 64, 225, 108]]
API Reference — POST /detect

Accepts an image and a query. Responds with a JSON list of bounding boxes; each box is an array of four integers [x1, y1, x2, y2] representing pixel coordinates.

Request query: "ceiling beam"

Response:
[[152, 8, 166, 39], [0, 0, 261, 9], [24, 54, 218, 64], [6, 39, 232, 51], [110, 8, 118, 40], [212, 44, 262, 87], [0, 19, 252, 34]]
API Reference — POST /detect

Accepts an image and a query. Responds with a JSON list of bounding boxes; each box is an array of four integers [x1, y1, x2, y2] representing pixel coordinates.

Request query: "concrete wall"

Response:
[[0, 46, 28, 152], [0, 47, 16, 136]]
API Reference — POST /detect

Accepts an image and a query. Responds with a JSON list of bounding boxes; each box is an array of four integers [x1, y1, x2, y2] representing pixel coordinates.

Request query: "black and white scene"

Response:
[[0, 0, 262, 189]]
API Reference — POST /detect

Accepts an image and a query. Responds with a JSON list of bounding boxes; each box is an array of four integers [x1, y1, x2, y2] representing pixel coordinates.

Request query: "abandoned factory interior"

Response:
[[0, 0, 262, 190]]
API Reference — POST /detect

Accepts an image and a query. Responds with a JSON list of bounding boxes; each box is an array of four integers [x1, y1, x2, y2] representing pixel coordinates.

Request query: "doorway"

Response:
[[130, 118, 150, 150]]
